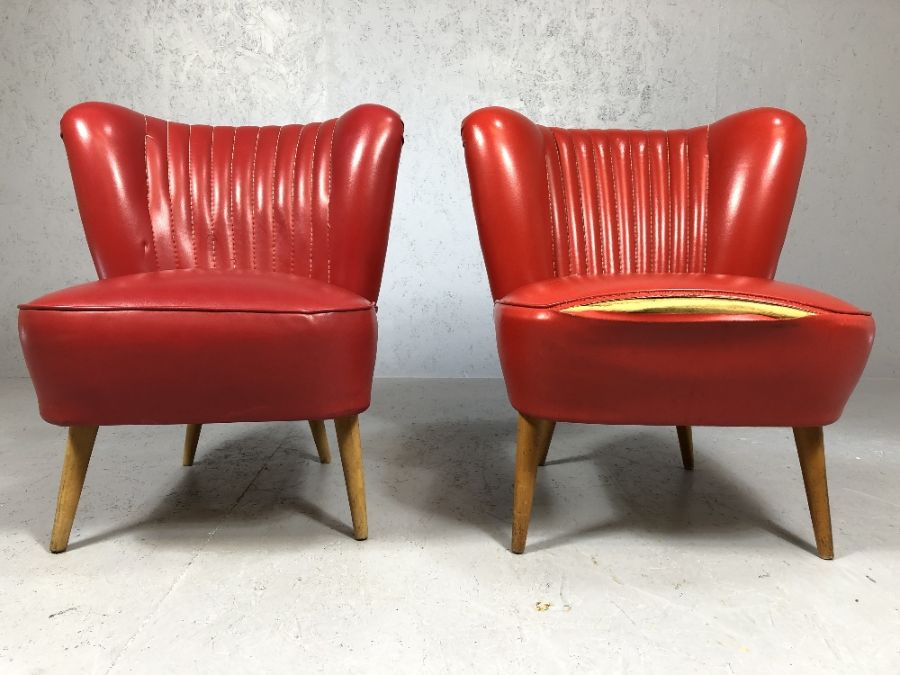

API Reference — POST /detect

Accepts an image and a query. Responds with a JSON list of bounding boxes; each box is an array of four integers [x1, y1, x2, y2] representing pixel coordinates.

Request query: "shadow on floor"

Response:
[[20, 424, 356, 552], [384, 417, 819, 555], [13, 415, 885, 556]]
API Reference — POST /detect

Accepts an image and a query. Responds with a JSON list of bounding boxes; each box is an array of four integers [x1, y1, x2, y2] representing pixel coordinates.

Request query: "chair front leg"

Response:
[[334, 415, 368, 540], [793, 426, 834, 559], [512, 414, 553, 553], [50, 425, 99, 553]]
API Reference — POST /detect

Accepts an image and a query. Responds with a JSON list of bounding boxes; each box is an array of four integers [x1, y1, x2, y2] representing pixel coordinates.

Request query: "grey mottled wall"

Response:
[[1, 0, 898, 378]]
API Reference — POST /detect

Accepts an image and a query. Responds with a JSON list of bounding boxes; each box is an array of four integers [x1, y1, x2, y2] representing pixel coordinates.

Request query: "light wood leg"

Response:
[[676, 425, 694, 470], [49, 425, 99, 553], [308, 420, 331, 464], [183, 424, 202, 466], [793, 426, 834, 560], [512, 414, 553, 553], [536, 420, 557, 466], [334, 415, 367, 540]]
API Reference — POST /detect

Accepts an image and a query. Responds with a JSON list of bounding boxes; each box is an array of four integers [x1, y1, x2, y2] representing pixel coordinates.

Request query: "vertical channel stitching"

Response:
[[551, 129, 573, 275], [165, 121, 180, 268], [543, 153, 558, 277], [288, 125, 304, 275], [628, 135, 638, 272], [143, 115, 160, 270], [703, 125, 711, 272], [326, 120, 337, 283], [227, 128, 237, 269], [588, 137, 605, 274], [270, 126, 283, 273], [664, 131, 673, 274], [208, 126, 216, 268], [646, 132, 654, 273], [308, 124, 322, 278], [605, 135, 623, 274], [684, 136, 691, 272], [571, 131, 590, 274], [187, 125, 197, 267], [249, 127, 261, 270]]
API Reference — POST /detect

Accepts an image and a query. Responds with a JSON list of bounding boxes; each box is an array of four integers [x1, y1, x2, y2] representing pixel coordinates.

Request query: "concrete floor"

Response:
[[0, 377, 898, 673]]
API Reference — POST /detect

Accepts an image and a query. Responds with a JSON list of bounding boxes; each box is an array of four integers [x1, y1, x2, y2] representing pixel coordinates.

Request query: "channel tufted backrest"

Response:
[[60, 102, 403, 302], [461, 107, 806, 300]]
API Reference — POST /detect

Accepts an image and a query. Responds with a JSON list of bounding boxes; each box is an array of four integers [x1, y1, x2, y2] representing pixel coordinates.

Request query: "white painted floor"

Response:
[[0, 377, 898, 673]]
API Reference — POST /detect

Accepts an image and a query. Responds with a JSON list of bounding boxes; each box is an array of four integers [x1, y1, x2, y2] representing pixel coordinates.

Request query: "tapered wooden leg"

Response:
[[512, 414, 553, 553], [334, 415, 367, 540], [676, 426, 694, 470], [308, 420, 331, 464], [49, 426, 99, 553], [536, 420, 557, 466], [793, 426, 834, 560], [183, 424, 202, 466]]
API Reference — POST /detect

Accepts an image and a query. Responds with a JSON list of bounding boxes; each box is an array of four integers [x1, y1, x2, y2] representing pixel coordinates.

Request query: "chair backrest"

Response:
[[461, 107, 806, 299], [61, 102, 404, 302]]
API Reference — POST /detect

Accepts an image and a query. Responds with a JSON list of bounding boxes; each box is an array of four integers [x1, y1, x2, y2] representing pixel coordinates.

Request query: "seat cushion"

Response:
[[495, 274, 875, 426], [19, 270, 377, 425]]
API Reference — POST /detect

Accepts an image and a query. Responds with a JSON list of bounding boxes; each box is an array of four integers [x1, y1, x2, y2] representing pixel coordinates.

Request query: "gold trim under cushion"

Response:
[[561, 296, 813, 318]]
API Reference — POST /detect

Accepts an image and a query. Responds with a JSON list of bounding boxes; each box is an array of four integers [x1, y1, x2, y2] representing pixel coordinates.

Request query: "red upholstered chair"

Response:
[[19, 102, 403, 552], [461, 106, 874, 557]]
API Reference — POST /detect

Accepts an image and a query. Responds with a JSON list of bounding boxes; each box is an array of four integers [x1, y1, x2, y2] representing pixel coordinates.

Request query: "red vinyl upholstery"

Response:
[[20, 102, 403, 426], [20, 270, 376, 425], [461, 106, 874, 426], [462, 106, 875, 556], [19, 101, 402, 552], [57, 102, 399, 298], [496, 273, 873, 426]]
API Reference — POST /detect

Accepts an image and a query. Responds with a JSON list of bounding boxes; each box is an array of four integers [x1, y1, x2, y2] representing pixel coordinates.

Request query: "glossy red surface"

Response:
[[20, 102, 403, 426], [59, 101, 402, 301], [496, 274, 874, 425], [462, 107, 874, 426], [20, 269, 373, 314]]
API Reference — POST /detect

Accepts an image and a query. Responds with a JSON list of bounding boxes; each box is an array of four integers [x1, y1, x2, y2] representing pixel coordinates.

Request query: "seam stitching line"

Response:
[[187, 125, 197, 267], [249, 127, 262, 270], [587, 135, 605, 275], [552, 129, 573, 275], [288, 125, 304, 275], [647, 132, 654, 274], [165, 120, 180, 268], [628, 134, 638, 273], [606, 135, 623, 274], [143, 115, 160, 270], [685, 134, 692, 272], [542, 129, 558, 278], [209, 126, 216, 268], [326, 119, 337, 283], [308, 124, 323, 278], [704, 124, 711, 273], [270, 126, 283, 273], [665, 131, 673, 274], [572, 131, 590, 275], [227, 128, 237, 268]]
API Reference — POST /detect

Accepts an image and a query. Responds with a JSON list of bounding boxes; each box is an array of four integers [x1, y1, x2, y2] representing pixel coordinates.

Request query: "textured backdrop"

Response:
[[1, 0, 898, 378]]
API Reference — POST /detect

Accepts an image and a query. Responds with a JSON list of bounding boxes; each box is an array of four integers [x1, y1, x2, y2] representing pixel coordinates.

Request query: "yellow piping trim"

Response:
[[562, 296, 813, 318]]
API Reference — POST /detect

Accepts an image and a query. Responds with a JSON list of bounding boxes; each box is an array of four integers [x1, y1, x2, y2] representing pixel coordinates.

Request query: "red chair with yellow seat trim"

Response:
[[461, 106, 874, 557], [19, 101, 403, 552]]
